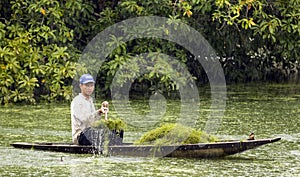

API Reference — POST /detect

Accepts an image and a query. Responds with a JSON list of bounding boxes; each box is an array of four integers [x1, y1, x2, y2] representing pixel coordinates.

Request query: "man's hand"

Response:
[[99, 101, 109, 120]]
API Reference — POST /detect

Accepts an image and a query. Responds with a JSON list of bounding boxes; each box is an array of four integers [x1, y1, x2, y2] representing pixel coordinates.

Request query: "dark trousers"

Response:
[[78, 128, 93, 145]]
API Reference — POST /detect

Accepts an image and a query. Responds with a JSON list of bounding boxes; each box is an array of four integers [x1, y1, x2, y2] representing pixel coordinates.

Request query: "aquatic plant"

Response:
[[134, 123, 218, 145], [92, 118, 126, 132]]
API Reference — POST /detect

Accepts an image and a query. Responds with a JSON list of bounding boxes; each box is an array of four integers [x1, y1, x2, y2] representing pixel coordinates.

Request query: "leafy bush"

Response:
[[0, 0, 92, 104], [1, 0, 299, 104]]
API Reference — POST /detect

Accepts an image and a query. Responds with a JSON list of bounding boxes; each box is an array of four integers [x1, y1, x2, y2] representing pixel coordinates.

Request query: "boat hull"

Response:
[[11, 138, 281, 158], [109, 138, 281, 158]]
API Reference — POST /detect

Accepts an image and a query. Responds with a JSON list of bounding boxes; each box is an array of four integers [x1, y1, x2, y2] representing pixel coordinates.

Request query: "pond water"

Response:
[[0, 84, 299, 176]]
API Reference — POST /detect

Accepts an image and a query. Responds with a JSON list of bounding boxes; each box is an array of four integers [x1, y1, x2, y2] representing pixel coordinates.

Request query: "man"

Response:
[[71, 74, 109, 145]]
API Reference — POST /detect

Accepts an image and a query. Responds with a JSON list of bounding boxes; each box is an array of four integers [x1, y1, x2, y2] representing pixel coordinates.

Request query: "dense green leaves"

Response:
[[212, 0, 300, 82], [0, 0, 299, 104], [0, 0, 84, 104]]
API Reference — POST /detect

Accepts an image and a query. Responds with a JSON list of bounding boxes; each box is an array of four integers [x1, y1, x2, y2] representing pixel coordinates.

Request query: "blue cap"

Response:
[[79, 74, 95, 84]]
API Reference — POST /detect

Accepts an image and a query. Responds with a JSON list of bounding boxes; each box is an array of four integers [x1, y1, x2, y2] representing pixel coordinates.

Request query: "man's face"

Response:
[[80, 82, 95, 97]]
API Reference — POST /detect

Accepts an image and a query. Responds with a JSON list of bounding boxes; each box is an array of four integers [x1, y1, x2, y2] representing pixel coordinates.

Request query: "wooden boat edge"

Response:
[[10, 137, 281, 158], [109, 137, 281, 158]]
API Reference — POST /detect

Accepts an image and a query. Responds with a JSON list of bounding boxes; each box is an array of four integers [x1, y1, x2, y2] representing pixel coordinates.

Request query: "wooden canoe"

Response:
[[11, 137, 281, 158]]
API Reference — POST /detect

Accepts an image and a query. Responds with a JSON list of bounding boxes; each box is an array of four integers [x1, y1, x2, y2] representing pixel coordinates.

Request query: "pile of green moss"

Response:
[[134, 123, 218, 145], [92, 118, 126, 132]]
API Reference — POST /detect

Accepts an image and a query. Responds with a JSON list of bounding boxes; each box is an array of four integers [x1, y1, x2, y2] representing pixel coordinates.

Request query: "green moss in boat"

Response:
[[134, 123, 218, 145]]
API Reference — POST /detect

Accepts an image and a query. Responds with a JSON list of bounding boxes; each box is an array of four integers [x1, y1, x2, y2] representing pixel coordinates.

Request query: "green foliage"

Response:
[[211, 0, 300, 82], [0, 0, 89, 104], [1, 0, 299, 104], [134, 123, 218, 145]]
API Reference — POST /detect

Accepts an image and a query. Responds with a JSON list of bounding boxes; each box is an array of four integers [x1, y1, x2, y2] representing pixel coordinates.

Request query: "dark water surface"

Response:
[[0, 84, 299, 176]]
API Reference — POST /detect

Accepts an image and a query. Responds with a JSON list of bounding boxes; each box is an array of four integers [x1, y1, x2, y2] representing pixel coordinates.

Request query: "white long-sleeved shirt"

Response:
[[71, 93, 100, 143]]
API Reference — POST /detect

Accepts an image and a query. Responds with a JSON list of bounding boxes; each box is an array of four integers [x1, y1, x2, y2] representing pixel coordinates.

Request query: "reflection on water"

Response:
[[0, 84, 300, 176]]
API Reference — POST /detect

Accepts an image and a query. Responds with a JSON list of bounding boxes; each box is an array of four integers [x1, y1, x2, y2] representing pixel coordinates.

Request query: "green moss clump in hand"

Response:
[[92, 118, 126, 132], [134, 123, 218, 145]]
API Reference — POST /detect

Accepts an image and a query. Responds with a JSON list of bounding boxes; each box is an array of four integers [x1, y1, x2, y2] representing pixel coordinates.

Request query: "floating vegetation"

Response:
[[134, 123, 218, 145]]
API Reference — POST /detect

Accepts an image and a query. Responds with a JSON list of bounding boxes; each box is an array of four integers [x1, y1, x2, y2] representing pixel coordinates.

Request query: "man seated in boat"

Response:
[[71, 74, 109, 145]]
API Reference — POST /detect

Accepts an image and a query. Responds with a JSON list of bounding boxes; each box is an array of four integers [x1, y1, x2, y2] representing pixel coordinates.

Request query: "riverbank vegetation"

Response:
[[0, 0, 299, 104]]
